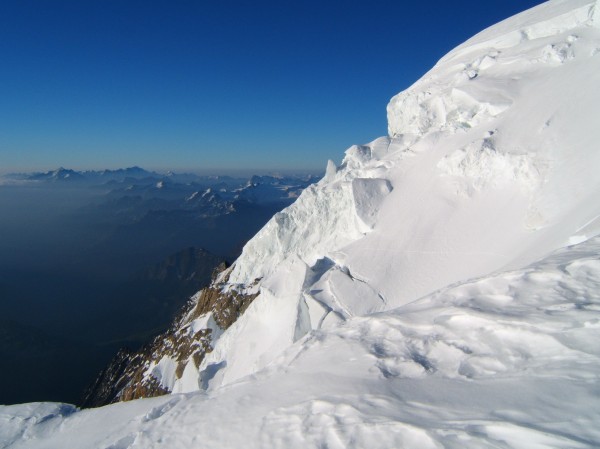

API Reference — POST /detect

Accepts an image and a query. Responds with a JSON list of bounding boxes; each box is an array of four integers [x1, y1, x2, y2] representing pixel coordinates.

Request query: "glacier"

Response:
[[2, 0, 600, 447]]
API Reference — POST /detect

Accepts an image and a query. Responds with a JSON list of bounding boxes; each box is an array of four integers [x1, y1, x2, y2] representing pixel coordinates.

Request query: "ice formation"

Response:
[[191, 0, 600, 392]]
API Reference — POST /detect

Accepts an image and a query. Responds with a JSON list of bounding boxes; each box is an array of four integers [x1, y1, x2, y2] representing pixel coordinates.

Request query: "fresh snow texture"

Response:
[[2, 235, 600, 448]]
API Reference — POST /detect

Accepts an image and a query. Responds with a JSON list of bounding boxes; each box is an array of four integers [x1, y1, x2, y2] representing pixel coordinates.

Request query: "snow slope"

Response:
[[187, 0, 600, 390], [2, 0, 600, 447], [2, 234, 599, 448]]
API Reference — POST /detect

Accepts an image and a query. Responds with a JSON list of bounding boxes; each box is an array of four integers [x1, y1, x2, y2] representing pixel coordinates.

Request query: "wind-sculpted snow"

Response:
[[116, 0, 600, 395], [225, 137, 402, 289], [351, 177, 393, 228], [192, 0, 600, 392], [437, 133, 542, 193], [229, 0, 600, 298], [387, 0, 600, 137], [2, 236, 599, 448]]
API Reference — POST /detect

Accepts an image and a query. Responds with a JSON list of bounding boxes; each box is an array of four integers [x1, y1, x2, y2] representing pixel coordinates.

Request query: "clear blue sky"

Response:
[[0, 0, 541, 173]]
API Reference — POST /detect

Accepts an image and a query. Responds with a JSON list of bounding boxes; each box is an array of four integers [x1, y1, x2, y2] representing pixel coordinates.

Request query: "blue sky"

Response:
[[0, 0, 541, 173]]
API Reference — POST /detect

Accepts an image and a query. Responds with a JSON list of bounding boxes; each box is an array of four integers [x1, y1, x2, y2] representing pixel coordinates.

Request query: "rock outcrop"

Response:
[[82, 263, 258, 406]]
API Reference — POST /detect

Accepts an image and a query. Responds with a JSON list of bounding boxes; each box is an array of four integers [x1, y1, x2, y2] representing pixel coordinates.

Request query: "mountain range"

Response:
[[0, 170, 318, 405]]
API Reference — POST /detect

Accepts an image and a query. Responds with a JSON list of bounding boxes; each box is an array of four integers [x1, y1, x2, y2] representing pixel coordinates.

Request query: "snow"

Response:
[[2, 235, 599, 448], [202, 0, 600, 390], [145, 357, 177, 391], [351, 177, 393, 229], [184, 191, 199, 202], [200, 255, 309, 387], [187, 312, 221, 338], [2, 0, 600, 447]]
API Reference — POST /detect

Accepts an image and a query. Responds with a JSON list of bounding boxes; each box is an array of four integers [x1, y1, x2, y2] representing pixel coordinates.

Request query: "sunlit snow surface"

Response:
[[2, 236, 599, 448], [2, 0, 600, 447], [198, 0, 600, 390]]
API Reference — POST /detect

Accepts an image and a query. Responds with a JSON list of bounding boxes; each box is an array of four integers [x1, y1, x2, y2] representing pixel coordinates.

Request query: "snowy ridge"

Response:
[[187, 0, 600, 392], [226, 135, 405, 288], [388, 0, 600, 137]]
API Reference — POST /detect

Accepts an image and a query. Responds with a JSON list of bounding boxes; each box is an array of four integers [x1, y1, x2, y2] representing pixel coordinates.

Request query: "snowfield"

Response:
[[2, 236, 599, 448], [2, 0, 600, 447], [194, 0, 600, 392]]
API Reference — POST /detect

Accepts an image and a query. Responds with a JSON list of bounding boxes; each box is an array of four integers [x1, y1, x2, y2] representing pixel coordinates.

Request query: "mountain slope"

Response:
[[65, 0, 600, 399], [2, 232, 599, 448], [172, 0, 600, 392]]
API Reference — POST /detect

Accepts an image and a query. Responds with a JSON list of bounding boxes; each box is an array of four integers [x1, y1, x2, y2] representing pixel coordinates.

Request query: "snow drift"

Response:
[[2, 220, 599, 448], [2, 0, 600, 447], [190, 0, 600, 391]]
